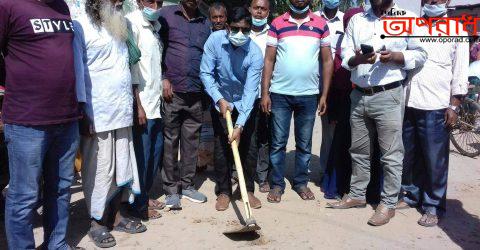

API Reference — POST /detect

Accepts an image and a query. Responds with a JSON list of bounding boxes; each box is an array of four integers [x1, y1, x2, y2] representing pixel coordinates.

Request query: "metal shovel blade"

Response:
[[223, 218, 261, 235]]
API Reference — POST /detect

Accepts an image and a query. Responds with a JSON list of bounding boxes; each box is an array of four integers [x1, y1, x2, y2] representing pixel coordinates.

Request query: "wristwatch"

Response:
[[448, 105, 460, 114]]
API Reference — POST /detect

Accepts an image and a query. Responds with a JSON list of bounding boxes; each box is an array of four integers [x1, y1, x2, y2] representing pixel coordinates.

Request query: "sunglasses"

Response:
[[230, 26, 251, 35]]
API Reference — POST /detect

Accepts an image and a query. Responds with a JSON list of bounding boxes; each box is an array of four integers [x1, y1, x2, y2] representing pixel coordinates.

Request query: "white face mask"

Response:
[[228, 31, 249, 47], [423, 3, 447, 17]]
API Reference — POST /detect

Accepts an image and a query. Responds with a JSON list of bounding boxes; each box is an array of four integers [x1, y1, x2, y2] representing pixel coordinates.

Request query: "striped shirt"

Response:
[[267, 11, 330, 96]]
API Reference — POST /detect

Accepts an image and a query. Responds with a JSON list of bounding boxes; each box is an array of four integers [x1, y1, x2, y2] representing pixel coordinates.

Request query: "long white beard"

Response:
[[99, 2, 128, 42]]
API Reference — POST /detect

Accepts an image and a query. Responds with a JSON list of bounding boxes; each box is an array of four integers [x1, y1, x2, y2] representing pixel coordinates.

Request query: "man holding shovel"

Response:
[[200, 7, 264, 212]]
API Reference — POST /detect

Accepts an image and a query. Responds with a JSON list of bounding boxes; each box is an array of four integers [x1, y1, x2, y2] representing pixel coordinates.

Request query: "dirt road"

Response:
[[1, 120, 479, 250]]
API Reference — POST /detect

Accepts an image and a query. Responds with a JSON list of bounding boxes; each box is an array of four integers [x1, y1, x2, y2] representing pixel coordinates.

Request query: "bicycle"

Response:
[[450, 76, 480, 158]]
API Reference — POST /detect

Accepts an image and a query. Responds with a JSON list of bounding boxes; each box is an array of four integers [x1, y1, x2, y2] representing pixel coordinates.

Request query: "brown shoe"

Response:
[[368, 203, 395, 226], [215, 194, 230, 211], [326, 194, 366, 209], [247, 192, 262, 209]]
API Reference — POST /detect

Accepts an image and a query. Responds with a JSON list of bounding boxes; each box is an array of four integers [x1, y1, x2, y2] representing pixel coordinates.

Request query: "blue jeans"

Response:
[[269, 93, 318, 191], [401, 107, 450, 216], [4, 122, 79, 250], [132, 119, 164, 212]]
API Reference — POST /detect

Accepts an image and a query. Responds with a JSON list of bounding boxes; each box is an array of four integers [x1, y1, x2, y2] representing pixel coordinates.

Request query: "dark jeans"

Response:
[[161, 92, 203, 195], [211, 105, 258, 196], [269, 93, 318, 192], [132, 118, 164, 212], [256, 100, 270, 184], [401, 107, 450, 216], [4, 122, 79, 250]]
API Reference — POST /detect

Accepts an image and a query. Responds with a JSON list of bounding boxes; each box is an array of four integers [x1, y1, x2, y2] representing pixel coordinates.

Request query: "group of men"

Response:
[[0, 0, 469, 249]]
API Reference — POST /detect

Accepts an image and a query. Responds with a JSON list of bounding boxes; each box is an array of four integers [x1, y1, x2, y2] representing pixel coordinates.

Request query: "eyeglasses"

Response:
[[230, 26, 251, 35]]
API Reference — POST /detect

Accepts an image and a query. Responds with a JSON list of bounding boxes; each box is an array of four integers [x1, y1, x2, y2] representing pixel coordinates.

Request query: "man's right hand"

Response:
[[217, 98, 232, 118], [162, 79, 174, 103], [351, 49, 377, 66], [261, 94, 271, 115]]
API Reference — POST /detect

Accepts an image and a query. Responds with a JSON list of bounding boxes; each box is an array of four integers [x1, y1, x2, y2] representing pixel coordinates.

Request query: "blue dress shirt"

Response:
[[200, 30, 264, 127]]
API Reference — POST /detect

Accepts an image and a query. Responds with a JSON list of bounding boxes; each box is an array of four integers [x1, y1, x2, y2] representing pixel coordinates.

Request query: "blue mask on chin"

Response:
[[252, 17, 268, 27], [288, 2, 310, 15], [323, 0, 340, 10]]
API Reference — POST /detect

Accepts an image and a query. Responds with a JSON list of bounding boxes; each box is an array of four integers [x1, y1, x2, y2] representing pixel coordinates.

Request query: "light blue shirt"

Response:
[[200, 30, 264, 127]]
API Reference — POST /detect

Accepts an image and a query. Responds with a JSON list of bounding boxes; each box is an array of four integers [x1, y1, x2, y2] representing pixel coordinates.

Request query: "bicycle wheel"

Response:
[[450, 99, 480, 158]]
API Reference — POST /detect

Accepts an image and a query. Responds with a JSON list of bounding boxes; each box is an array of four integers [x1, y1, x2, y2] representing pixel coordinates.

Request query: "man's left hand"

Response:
[[318, 95, 327, 116], [445, 108, 458, 127], [229, 127, 242, 145]]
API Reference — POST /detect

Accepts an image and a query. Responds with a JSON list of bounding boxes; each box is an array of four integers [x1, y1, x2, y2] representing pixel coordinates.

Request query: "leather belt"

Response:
[[355, 81, 402, 96]]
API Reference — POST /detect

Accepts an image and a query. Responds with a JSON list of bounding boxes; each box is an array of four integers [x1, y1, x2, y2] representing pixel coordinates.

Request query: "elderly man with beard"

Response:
[[158, 0, 211, 209], [1, 0, 82, 249], [73, 0, 146, 248], [327, 0, 427, 226]]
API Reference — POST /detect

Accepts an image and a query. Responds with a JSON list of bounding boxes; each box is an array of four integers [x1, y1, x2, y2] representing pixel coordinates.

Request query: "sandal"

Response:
[[418, 213, 439, 227], [113, 218, 147, 234], [259, 183, 270, 193], [148, 199, 166, 210], [88, 225, 116, 248], [147, 209, 162, 220], [296, 186, 315, 200], [267, 186, 282, 203]]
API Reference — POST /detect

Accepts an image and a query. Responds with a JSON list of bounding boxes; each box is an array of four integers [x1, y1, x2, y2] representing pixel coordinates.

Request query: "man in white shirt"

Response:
[[314, 0, 344, 191], [249, 0, 271, 193], [327, 0, 427, 227], [73, 0, 145, 247], [399, 0, 469, 227], [126, 0, 164, 221]]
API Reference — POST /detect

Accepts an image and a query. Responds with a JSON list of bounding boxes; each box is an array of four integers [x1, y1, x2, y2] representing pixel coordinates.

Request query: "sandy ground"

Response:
[[1, 120, 479, 250]]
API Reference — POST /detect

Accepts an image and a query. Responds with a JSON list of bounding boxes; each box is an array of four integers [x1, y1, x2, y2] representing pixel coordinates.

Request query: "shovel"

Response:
[[223, 110, 261, 234]]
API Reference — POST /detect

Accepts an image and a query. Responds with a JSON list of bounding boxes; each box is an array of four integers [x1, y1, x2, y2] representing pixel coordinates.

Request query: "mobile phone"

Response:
[[360, 44, 374, 54]]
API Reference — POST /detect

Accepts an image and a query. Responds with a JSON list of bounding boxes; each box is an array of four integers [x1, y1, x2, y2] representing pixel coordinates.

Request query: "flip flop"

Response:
[[88, 225, 116, 248], [148, 199, 166, 210], [296, 186, 315, 200], [113, 218, 147, 234], [267, 186, 282, 203]]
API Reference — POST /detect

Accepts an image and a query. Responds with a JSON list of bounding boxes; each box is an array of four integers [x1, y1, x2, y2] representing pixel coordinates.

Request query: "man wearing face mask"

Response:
[[200, 7, 264, 211], [400, 0, 469, 227], [249, 0, 271, 193], [327, 0, 427, 227], [314, 0, 344, 190], [261, 0, 334, 203], [209, 2, 227, 32], [126, 0, 164, 221]]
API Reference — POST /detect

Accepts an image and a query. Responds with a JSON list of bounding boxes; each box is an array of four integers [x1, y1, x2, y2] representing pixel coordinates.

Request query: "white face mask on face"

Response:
[[228, 31, 249, 47], [423, 3, 447, 17]]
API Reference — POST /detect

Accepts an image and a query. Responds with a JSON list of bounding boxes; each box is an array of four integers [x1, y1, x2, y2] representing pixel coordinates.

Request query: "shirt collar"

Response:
[[251, 24, 269, 36], [318, 9, 341, 22], [174, 4, 205, 22], [221, 30, 250, 52]]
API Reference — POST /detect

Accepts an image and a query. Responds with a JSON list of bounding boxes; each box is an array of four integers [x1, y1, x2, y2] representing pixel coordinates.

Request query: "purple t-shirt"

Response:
[[0, 0, 79, 125]]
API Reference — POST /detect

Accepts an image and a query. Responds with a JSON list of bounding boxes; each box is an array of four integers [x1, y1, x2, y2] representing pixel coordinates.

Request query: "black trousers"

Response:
[[211, 104, 258, 196], [161, 92, 203, 195]]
